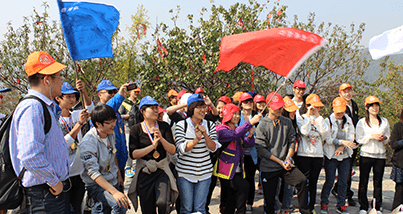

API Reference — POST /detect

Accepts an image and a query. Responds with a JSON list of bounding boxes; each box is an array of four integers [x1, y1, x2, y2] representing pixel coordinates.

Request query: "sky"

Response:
[[0, 0, 402, 48]]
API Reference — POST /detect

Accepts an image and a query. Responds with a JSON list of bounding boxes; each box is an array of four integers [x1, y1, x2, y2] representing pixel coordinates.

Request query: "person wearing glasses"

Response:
[[174, 93, 220, 214], [80, 104, 130, 213], [96, 80, 129, 186], [237, 92, 259, 214], [9, 51, 70, 212]]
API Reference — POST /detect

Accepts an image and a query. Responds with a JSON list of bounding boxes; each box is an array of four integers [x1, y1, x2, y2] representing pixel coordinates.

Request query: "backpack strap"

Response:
[[21, 96, 51, 134], [184, 119, 188, 134]]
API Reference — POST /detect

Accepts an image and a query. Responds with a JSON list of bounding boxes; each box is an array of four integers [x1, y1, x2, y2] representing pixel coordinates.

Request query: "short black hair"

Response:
[[91, 104, 117, 127], [28, 73, 45, 86], [187, 101, 205, 118]]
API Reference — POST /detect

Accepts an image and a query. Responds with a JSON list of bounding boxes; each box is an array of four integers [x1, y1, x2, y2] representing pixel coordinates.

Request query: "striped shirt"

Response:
[[174, 118, 220, 182], [9, 90, 69, 187]]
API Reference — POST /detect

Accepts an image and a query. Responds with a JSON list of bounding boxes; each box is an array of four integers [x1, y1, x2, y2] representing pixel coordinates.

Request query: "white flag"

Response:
[[369, 24, 403, 60]]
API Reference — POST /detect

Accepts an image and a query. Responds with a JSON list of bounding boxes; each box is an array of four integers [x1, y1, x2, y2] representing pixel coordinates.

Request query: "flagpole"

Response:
[[74, 62, 84, 107], [260, 78, 288, 115]]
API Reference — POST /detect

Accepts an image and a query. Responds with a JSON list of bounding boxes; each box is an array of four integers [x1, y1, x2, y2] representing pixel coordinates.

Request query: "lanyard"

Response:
[[190, 118, 202, 129], [143, 121, 158, 144], [60, 115, 73, 132]]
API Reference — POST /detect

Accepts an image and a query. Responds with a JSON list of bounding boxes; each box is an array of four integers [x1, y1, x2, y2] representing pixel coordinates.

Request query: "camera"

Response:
[[126, 83, 138, 91]]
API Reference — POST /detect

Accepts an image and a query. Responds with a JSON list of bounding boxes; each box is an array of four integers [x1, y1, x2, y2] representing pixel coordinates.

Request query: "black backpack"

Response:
[[0, 96, 51, 210]]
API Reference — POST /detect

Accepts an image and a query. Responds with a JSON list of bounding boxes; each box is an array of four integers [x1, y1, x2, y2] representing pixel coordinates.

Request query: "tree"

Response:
[[132, 0, 370, 109]]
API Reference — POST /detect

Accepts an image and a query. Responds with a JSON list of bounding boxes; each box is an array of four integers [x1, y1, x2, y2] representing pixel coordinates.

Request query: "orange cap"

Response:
[[332, 97, 347, 113], [283, 97, 299, 112], [306, 94, 324, 107], [232, 91, 244, 102], [339, 83, 353, 92], [168, 89, 178, 97], [365, 96, 381, 106], [24, 51, 67, 77]]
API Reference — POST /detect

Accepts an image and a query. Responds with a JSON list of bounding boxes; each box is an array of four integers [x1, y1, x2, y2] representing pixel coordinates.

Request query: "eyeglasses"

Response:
[[101, 89, 118, 95], [195, 105, 208, 110], [47, 74, 65, 82], [242, 99, 253, 104], [294, 87, 305, 92]]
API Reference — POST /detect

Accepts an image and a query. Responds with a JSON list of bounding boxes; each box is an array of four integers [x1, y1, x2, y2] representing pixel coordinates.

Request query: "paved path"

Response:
[[125, 167, 397, 214]]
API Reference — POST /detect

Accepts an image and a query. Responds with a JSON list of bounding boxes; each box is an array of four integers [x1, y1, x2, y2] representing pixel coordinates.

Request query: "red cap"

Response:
[[239, 93, 253, 103], [293, 80, 307, 89], [266, 92, 285, 111], [253, 94, 265, 103], [177, 90, 188, 99], [218, 96, 231, 104], [195, 88, 205, 94], [222, 103, 240, 123]]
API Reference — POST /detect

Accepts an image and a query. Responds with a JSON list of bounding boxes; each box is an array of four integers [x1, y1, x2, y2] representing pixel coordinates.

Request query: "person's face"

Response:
[[293, 87, 305, 99], [367, 103, 380, 116], [334, 111, 345, 120], [216, 101, 225, 119], [142, 105, 159, 121], [98, 89, 117, 104], [57, 94, 77, 109], [229, 111, 241, 124], [170, 96, 178, 105], [193, 104, 208, 120], [130, 90, 140, 99], [256, 101, 266, 111], [339, 88, 353, 103], [269, 107, 284, 118], [47, 72, 64, 98], [288, 111, 296, 120], [241, 99, 253, 110], [96, 119, 117, 136]]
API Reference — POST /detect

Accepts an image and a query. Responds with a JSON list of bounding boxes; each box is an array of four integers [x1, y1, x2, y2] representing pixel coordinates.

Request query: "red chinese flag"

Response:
[[215, 27, 327, 78]]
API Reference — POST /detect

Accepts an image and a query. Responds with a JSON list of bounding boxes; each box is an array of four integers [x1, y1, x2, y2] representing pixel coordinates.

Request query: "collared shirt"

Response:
[[9, 89, 69, 187]]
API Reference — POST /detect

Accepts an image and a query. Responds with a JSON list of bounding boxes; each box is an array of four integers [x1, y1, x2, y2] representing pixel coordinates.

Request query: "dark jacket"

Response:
[[346, 99, 359, 127], [390, 122, 403, 169], [118, 98, 139, 128]]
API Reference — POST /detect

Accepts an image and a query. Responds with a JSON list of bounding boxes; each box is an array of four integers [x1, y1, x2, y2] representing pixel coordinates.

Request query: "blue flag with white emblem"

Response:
[[57, 0, 120, 61]]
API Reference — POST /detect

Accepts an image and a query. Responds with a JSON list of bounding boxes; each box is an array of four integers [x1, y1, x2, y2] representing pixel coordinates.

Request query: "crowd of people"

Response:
[[1, 51, 403, 214]]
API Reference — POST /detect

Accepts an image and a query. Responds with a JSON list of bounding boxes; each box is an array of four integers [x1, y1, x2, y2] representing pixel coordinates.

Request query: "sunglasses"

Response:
[[103, 89, 118, 95], [242, 99, 253, 104]]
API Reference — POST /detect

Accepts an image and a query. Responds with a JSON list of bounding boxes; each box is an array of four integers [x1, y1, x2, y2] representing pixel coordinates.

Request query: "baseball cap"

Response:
[[293, 80, 307, 89], [195, 88, 205, 94], [239, 93, 253, 103], [232, 91, 244, 102], [365, 96, 381, 106], [177, 90, 188, 99], [139, 96, 160, 109], [339, 83, 353, 92], [332, 97, 347, 113], [306, 94, 325, 107], [222, 103, 240, 123], [96, 80, 118, 92], [61, 82, 79, 95], [168, 89, 178, 97], [133, 86, 141, 92], [266, 92, 285, 111], [253, 94, 265, 103], [179, 93, 192, 105], [187, 93, 204, 107], [283, 97, 299, 112], [158, 106, 166, 114], [24, 51, 67, 77], [217, 96, 231, 104]]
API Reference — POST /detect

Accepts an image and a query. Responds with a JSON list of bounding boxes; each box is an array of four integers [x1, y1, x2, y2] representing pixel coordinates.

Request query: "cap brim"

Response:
[[333, 106, 346, 113], [312, 102, 325, 107], [37, 61, 67, 76], [339, 86, 352, 92], [62, 89, 79, 95], [269, 101, 285, 111], [284, 105, 299, 112], [134, 88, 141, 92]]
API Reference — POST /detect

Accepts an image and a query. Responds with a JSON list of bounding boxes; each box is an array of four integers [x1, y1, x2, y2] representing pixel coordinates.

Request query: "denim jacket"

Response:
[[213, 121, 254, 180]]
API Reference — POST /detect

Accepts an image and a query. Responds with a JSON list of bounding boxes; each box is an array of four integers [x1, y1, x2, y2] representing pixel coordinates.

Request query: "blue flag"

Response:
[[57, 0, 120, 61]]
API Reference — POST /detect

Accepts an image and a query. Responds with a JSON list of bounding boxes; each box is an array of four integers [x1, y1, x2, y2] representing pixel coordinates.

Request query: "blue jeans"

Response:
[[25, 185, 69, 214], [177, 177, 211, 214], [87, 184, 127, 214], [321, 157, 350, 207]]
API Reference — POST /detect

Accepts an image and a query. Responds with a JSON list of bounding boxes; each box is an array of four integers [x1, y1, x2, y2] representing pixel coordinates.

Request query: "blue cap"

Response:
[[61, 82, 79, 95], [0, 88, 11, 93], [139, 96, 160, 109], [97, 80, 118, 92], [187, 93, 204, 107]]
